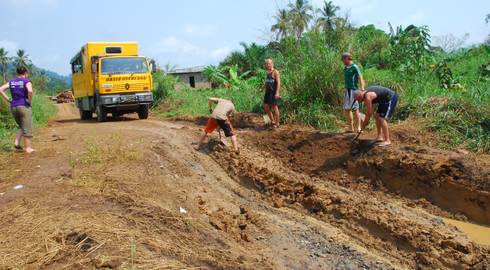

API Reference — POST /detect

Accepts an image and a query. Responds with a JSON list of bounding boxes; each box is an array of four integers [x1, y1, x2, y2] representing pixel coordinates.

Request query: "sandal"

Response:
[[377, 142, 392, 147], [14, 145, 22, 150]]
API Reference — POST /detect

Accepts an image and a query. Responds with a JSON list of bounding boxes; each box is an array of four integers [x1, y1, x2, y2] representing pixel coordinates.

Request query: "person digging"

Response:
[[195, 98, 240, 153], [354, 86, 398, 147]]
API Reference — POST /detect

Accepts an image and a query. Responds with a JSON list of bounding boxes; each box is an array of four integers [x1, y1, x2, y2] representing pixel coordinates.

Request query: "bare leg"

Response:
[[24, 137, 35, 153], [344, 110, 354, 132], [353, 110, 361, 132], [264, 104, 274, 125], [195, 131, 208, 150], [230, 135, 239, 153], [272, 105, 280, 126], [15, 130, 23, 147], [380, 118, 391, 145], [375, 115, 383, 141]]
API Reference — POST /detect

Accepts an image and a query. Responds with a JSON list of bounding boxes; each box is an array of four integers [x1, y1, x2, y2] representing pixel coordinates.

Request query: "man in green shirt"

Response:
[[342, 53, 365, 133]]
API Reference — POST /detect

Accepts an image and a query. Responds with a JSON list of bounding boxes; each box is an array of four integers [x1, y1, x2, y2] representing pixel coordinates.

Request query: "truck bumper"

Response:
[[98, 93, 153, 112]]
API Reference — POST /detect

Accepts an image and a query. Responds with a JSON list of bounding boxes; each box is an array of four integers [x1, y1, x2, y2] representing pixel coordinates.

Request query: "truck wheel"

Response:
[[137, 105, 149, 119], [96, 105, 107, 122], [79, 108, 92, 120]]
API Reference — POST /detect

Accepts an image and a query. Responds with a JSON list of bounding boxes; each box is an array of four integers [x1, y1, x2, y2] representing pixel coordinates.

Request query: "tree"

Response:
[[486, 13, 489, 24], [315, 0, 339, 33], [388, 24, 433, 73], [0, 48, 10, 83], [271, 9, 291, 41], [162, 62, 178, 73], [14, 49, 32, 70], [432, 34, 469, 53], [288, 0, 313, 40]]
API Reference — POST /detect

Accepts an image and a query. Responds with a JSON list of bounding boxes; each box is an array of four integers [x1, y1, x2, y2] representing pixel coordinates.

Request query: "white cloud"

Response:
[[184, 24, 216, 37], [407, 11, 424, 23], [153, 36, 203, 56], [0, 39, 18, 52], [210, 47, 231, 60]]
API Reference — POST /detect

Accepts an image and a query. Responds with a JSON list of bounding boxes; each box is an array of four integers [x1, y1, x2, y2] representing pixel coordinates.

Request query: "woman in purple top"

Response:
[[0, 66, 35, 153]]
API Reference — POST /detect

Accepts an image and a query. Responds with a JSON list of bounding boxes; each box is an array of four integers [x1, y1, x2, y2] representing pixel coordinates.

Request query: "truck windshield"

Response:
[[101, 57, 148, 75]]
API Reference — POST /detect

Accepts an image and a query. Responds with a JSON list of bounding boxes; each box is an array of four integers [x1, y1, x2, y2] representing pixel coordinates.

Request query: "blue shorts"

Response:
[[377, 94, 398, 119]]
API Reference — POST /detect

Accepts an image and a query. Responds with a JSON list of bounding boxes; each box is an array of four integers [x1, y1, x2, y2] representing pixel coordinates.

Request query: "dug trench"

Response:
[[0, 105, 489, 269], [205, 114, 490, 269]]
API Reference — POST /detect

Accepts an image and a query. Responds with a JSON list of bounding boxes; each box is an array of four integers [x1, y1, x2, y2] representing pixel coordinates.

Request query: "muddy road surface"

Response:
[[0, 104, 488, 270]]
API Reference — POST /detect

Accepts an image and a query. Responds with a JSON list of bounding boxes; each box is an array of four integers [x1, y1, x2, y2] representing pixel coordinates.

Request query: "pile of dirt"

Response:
[[172, 112, 264, 129], [240, 128, 490, 225]]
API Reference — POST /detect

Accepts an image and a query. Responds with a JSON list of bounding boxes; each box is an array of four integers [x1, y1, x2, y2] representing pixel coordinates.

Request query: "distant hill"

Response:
[[5, 63, 71, 93]]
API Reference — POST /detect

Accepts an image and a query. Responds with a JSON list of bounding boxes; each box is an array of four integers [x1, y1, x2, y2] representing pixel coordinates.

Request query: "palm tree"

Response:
[[14, 49, 31, 70], [0, 48, 10, 83], [288, 0, 313, 40], [271, 9, 291, 41], [162, 62, 178, 73], [315, 0, 339, 32]]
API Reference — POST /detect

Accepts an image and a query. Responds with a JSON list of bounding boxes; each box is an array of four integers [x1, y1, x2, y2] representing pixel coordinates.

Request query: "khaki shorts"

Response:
[[11, 106, 33, 137]]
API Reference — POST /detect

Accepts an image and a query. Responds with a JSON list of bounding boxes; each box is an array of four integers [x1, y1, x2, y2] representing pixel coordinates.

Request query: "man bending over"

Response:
[[195, 98, 239, 153], [354, 86, 398, 147]]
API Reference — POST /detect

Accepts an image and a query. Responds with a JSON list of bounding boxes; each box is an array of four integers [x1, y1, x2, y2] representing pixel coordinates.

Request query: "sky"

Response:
[[0, 0, 488, 75]]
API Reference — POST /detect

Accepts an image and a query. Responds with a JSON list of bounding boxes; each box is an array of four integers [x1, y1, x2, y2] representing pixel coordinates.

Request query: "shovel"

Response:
[[351, 129, 363, 143]]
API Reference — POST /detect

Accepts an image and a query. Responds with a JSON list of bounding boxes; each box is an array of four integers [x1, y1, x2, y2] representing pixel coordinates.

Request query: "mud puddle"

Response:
[[444, 218, 490, 246]]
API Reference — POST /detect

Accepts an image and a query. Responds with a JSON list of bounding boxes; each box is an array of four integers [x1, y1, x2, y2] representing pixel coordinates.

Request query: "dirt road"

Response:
[[0, 103, 488, 270]]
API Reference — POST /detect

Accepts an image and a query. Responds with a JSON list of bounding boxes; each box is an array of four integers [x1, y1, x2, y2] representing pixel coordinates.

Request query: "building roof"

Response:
[[167, 66, 206, 74]]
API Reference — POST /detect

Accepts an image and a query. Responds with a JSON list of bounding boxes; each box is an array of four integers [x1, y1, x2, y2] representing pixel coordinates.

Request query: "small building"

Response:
[[167, 66, 211, 89]]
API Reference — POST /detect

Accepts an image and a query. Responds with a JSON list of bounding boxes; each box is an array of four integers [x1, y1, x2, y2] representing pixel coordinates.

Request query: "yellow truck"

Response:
[[70, 42, 155, 121]]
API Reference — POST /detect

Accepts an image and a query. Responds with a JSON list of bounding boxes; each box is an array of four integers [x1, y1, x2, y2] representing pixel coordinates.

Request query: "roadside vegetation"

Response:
[[155, 3, 490, 152], [0, 48, 68, 150]]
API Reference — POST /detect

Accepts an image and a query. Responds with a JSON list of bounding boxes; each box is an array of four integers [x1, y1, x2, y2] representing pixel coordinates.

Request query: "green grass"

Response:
[[0, 94, 56, 150], [155, 45, 490, 153]]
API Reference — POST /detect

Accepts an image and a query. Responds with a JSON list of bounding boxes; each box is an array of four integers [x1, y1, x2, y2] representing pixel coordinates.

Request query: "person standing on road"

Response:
[[195, 97, 240, 153], [342, 53, 365, 133], [0, 66, 35, 153], [354, 86, 399, 147], [264, 59, 281, 128]]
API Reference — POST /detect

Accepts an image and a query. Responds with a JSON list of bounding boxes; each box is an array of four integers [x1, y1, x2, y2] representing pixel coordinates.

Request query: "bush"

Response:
[[0, 93, 56, 150], [152, 71, 177, 105]]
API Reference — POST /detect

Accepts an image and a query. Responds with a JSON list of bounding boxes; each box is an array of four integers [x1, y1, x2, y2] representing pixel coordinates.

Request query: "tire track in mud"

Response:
[[206, 128, 490, 269]]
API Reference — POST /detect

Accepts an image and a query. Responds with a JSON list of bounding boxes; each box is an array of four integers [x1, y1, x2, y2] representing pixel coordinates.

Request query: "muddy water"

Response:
[[444, 218, 490, 246]]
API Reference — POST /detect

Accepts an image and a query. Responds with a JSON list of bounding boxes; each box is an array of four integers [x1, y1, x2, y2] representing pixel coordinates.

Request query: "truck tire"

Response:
[[79, 108, 92, 120], [137, 104, 149, 119], [96, 105, 107, 122]]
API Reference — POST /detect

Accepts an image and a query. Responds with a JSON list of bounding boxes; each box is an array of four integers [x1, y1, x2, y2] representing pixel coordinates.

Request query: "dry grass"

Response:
[[0, 132, 268, 269]]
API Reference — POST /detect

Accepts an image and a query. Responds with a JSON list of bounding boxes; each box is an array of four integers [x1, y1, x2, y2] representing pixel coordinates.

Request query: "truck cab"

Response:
[[71, 42, 155, 121]]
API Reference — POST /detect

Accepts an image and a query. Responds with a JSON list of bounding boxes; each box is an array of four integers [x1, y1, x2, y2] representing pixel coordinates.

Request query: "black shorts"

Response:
[[217, 119, 234, 137], [264, 90, 277, 106], [377, 94, 398, 119]]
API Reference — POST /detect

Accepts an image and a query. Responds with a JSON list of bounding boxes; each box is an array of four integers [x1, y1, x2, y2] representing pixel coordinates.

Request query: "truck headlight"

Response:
[[137, 94, 153, 101]]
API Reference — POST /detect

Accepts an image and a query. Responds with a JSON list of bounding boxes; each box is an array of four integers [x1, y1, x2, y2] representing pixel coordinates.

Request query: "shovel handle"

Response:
[[352, 130, 363, 142]]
